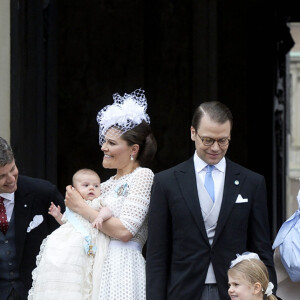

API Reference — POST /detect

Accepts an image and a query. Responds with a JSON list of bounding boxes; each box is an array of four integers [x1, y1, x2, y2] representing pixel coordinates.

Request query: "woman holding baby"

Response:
[[66, 89, 157, 300]]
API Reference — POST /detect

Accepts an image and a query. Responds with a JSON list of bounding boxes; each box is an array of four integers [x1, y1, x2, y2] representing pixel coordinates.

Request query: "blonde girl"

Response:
[[228, 252, 277, 300]]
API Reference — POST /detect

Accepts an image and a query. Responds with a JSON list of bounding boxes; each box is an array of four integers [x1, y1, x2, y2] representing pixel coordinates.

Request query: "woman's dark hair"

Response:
[[121, 121, 157, 167]]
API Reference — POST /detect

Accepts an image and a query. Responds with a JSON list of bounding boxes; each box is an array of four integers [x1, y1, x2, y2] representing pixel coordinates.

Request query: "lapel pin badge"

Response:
[[234, 180, 239, 186], [24, 204, 27, 208]]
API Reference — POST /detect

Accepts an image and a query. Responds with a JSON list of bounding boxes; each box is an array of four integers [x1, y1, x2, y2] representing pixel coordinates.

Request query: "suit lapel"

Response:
[[175, 158, 210, 245], [14, 177, 33, 263], [212, 158, 245, 246]]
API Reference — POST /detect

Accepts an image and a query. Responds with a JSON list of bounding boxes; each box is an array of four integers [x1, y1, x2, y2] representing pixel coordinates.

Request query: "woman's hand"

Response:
[[65, 185, 85, 213], [65, 185, 98, 222]]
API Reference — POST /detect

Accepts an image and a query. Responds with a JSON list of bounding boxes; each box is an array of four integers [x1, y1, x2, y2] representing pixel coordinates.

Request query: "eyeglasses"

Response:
[[197, 133, 230, 147]]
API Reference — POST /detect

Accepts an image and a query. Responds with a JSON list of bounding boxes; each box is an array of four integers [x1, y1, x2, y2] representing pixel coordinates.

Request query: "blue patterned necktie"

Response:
[[205, 165, 215, 202]]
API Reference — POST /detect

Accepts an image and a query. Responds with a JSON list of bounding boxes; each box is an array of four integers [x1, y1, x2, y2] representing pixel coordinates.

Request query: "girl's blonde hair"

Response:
[[228, 258, 277, 300]]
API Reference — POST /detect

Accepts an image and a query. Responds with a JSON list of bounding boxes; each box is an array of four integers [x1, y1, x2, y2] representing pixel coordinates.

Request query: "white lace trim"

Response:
[[100, 167, 154, 247]]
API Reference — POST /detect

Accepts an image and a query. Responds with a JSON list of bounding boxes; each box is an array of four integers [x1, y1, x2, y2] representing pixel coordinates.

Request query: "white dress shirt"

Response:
[[0, 192, 15, 222], [193, 152, 226, 200]]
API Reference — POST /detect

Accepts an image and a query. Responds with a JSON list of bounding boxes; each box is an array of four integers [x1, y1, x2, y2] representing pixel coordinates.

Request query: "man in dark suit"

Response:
[[0, 137, 65, 300], [146, 102, 277, 300]]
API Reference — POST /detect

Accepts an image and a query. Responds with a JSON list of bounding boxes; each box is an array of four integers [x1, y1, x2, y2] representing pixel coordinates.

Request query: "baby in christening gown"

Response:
[[28, 169, 111, 300]]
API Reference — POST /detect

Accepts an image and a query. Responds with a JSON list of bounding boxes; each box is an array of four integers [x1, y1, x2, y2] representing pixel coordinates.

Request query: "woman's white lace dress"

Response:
[[97, 167, 154, 300], [28, 197, 110, 300]]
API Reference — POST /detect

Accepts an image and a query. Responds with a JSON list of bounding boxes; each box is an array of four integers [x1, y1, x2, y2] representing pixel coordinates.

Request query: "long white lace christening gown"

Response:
[[28, 197, 110, 300], [96, 167, 154, 300]]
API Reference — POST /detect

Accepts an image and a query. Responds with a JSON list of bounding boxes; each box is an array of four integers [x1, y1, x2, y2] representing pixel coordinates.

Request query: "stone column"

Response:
[[287, 24, 300, 217], [0, 0, 10, 142]]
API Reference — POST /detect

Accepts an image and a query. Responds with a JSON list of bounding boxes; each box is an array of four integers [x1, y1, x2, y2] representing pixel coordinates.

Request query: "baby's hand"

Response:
[[48, 202, 61, 218], [92, 207, 112, 229]]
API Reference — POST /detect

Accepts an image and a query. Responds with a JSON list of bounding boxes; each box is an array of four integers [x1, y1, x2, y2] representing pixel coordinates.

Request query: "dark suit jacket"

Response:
[[146, 157, 276, 300], [1, 175, 65, 300]]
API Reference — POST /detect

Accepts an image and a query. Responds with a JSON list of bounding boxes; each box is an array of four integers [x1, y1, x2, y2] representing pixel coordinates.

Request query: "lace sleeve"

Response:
[[100, 180, 112, 195], [119, 168, 154, 236]]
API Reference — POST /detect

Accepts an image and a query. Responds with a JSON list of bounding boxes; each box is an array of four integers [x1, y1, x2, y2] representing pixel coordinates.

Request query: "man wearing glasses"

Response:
[[146, 101, 277, 300]]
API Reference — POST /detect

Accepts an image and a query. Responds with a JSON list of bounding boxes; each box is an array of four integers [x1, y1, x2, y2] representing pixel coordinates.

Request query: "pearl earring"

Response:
[[130, 155, 134, 161]]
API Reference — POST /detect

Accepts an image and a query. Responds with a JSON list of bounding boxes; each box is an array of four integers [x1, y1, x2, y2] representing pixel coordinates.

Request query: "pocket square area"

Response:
[[27, 215, 44, 232], [236, 194, 248, 203]]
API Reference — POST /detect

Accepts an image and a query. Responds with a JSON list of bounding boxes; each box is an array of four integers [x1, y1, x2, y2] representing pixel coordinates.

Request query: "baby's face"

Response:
[[74, 174, 101, 201]]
